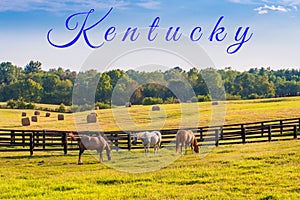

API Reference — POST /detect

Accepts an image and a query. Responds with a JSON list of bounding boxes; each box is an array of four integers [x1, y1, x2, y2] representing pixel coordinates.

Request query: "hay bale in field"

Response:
[[174, 99, 181, 104], [87, 114, 97, 123], [95, 106, 100, 110], [22, 117, 30, 126], [21, 112, 26, 117], [31, 116, 38, 122], [45, 112, 51, 117], [58, 114, 64, 120], [212, 101, 218, 105], [34, 111, 40, 115], [125, 102, 132, 107], [152, 105, 160, 111]]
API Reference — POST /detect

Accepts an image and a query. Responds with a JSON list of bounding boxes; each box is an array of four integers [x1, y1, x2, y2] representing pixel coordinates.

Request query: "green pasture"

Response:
[[0, 97, 300, 199], [0, 140, 299, 199], [0, 96, 300, 131]]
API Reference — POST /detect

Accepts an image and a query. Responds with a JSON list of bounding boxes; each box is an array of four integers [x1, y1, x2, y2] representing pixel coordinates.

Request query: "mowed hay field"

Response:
[[0, 141, 299, 199], [0, 96, 300, 131]]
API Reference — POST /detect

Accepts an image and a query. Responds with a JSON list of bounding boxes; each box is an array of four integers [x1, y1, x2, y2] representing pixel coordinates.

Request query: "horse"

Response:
[[175, 130, 199, 154], [132, 131, 162, 155], [68, 132, 111, 165]]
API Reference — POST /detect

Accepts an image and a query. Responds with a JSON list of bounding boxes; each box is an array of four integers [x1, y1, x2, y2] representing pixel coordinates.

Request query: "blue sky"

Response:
[[0, 0, 299, 71]]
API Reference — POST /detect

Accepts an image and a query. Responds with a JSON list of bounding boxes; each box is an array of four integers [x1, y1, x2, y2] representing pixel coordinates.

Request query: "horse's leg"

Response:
[[99, 151, 103, 163], [180, 144, 183, 155], [146, 145, 150, 156], [78, 148, 84, 165], [184, 143, 188, 155]]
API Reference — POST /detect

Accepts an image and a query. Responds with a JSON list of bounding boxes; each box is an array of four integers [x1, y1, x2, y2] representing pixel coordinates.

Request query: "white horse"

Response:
[[132, 131, 162, 154]]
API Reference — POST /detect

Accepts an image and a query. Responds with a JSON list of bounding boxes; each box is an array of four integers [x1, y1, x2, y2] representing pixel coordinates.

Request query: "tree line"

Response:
[[0, 61, 300, 107]]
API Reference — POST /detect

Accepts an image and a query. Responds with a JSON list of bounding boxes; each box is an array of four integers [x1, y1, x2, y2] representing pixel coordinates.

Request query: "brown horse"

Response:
[[175, 130, 199, 154], [68, 133, 111, 164]]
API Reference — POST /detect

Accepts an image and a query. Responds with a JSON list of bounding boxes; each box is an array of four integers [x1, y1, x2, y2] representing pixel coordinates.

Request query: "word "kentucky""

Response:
[[47, 8, 253, 54]]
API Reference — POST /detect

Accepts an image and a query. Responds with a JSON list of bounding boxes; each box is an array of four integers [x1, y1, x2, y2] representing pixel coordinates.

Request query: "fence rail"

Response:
[[0, 117, 299, 155]]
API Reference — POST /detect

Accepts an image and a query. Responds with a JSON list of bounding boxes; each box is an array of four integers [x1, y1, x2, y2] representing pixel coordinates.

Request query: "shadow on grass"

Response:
[[0, 154, 77, 160]]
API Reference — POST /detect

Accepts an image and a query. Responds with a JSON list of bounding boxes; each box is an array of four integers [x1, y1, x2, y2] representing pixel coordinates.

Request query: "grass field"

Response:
[[0, 96, 300, 131], [0, 97, 300, 199], [0, 140, 299, 199]]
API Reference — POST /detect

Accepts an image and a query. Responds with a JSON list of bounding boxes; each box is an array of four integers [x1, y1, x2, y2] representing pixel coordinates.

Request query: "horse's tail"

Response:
[[175, 131, 180, 153], [156, 132, 162, 148]]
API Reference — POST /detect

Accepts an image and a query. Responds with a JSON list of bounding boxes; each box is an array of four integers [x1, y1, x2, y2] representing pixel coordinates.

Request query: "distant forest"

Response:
[[1, 61, 300, 107]]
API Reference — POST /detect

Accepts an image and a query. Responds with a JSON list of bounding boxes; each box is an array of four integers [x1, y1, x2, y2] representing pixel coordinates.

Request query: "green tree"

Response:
[[24, 60, 42, 74]]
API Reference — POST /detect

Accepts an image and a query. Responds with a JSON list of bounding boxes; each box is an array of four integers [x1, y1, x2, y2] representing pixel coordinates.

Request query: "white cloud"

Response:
[[254, 4, 288, 14], [0, 0, 160, 12], [136, 1, 160, 10], [227, 0, 300, 14]]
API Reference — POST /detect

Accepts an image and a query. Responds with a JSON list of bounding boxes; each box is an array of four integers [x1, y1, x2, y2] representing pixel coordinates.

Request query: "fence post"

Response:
[[199, 128, 203, 141], [22, 131, 25, 147], [220, 127, 224, 140], [293, 125, 297, 139], [29, 133, 34, 156], [127, 133, 131, 151], [10, 130, 15, 145], [261, 122, 264, 136], [241, 125, 246, 144], [280, 120, 283, 135], [42, 130, 46, 149], [114, 133, 118, 149], [62, 132, 68, 155], [36, 131, 39, 147], [268, 126, 272, 142], [215, 129, 219, 147]]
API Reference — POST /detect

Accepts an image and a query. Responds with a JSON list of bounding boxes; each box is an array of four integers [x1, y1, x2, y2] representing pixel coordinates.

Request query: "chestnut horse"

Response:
[[175, 130, 199, 154], [68, 133, 111, 164]]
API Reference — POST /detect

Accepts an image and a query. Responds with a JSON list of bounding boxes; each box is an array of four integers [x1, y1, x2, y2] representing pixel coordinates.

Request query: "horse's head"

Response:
[[132, 133, 138, 145], [194, 144, 199, 153], [193, 138, 199, 153], [68, 132, 78, 141]]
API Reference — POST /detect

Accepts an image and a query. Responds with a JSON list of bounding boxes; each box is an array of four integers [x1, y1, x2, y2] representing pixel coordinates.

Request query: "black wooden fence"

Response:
[[0, 117, 299, 155]]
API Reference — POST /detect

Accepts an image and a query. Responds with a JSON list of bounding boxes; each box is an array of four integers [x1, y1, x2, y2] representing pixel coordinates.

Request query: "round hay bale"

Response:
[[31, 116, 38, 122], [174, 99, 181, 104], [125, 102, 132, 107], [152, 105, 160, 111], [212, 101, 219, 105], [45, 112, 51, 117], [87, 114, 97, 123], [21, 112, 26, 117], [34, 111, 40, 115], [22, 117, 30, 126], [58, 114, 64, 120], [95, 106, 100, 110]]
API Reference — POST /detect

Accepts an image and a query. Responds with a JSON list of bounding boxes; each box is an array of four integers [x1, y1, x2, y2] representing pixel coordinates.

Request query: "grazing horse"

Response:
[[68, 133, 111, 164], [132, 131, 162, 155], [176, 130, 199, 154]]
